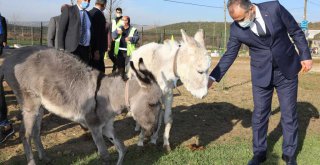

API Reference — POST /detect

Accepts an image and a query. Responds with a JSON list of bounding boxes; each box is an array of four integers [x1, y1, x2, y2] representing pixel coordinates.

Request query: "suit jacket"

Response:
[[58, 5, 92, 52], [210, 1, 312, 87], [0, 15, 7, 43], [47, 16, 60, 49], [105, 22, 112, 51], [89, 7, 108, 53]]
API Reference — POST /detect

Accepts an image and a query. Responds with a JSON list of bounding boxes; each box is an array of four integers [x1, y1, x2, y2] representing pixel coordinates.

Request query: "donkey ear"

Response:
[[138, 58, 147, 71], [181, 29, 192, 44], [194, 29, 205, 47], [130, 59, 156, 87], [130, 61, 147, 88]]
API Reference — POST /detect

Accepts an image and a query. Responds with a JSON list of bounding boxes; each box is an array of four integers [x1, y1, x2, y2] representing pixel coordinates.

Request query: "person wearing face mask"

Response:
[[89, 0, 111, 73], [208, 1, 312, 165], [108, 7, 124, 73], [112, 16, 139, 77], [58, 0, 92, 64]]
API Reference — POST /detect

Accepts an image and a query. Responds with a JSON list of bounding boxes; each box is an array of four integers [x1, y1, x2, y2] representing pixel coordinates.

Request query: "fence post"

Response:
[[141, 27, 144, 46], [40, 22, 43, 45], [13, 23, 17, 44], [163, 28, 166, 42], [31, 26, 34, 45]]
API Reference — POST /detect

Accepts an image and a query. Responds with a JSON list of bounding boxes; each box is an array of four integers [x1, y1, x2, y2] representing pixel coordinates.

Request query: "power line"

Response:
[[309, 0, 320, 6], [289, 7, 304, 10], [163, 0, 223, 9]]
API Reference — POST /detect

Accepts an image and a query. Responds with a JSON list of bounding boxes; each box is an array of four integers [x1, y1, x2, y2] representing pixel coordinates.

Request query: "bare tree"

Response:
[[105, 0, 122, 23]]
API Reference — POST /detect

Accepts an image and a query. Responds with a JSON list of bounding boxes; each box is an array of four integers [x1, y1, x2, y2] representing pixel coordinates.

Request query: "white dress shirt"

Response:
[[250, 4, 267, 36]]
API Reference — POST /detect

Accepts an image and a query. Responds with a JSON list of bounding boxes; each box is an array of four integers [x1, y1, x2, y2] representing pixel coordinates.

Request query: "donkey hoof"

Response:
[[163, 145, 171, 153], [40, 156, 52, 164], [102, 161, 111, 165], [101, 159, 111, 165], [28, 159, 36, 165], [136, 146, 145, 153]]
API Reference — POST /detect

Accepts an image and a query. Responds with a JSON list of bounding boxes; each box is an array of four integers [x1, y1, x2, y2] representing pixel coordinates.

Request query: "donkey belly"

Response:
[[41, 98, 83, 122]]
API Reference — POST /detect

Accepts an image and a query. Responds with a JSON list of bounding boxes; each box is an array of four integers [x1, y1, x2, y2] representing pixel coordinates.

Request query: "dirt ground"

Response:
[[0, 54, 319, 164]]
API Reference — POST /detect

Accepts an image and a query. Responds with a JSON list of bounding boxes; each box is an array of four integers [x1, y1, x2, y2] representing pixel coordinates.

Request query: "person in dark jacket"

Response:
[[109, 7, 124, 72], [208, 1, 312, 165], [112, 16, 139, 76], [58, 0, 92, 64], [0, 13, 14, 144], [47, 4, 70, 49], [89, 0, 110, 73], [0, 13, 7, 56]]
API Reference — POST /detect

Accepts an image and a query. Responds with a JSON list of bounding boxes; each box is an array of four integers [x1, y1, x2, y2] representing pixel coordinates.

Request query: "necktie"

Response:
[[254, 19, 266, 37], [80, 11, 87, 45]]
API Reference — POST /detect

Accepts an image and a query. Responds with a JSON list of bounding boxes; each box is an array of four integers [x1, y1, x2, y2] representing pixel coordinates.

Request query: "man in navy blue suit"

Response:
[[208, 1, 313, 165]]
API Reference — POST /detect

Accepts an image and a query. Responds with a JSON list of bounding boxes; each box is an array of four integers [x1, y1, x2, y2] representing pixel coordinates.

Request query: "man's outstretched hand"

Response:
[[300, 59, 313, 73], [208, 78, 215, 89]]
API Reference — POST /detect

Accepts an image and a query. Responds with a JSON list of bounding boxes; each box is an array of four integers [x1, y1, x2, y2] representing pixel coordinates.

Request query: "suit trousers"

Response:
[[252, 68, 298, 157], [117, 50, 130, 69], [89, 50, 106, 73], [0, 44, 3, 56], [0, 35, 4, 55], [108, 42, 117, 66], [0, 74, 8, 122], [72, 45, 90, 64]]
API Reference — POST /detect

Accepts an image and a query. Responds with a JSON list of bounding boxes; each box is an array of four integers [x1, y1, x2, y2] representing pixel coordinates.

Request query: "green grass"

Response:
[[55, 135, 320, 165]]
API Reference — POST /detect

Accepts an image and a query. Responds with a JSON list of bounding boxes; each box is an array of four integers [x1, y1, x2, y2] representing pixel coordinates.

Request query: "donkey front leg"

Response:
[[150, 110, 164, 145], [32, 107, 51, 163], [21, 110, 39, 165], [163, 89, 173, 152], [89, 125, 110, 165], [102, 119, 126, 165], [137, 129, 145, 147], [21, 94, 42, 165]]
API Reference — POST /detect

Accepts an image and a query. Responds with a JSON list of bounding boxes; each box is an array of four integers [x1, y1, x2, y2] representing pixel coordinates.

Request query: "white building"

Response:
[[306, 30, 320, 40]]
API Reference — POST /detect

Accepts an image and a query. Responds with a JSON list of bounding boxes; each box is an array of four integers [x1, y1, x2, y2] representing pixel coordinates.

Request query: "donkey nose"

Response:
[[145, 130, 153, 137]]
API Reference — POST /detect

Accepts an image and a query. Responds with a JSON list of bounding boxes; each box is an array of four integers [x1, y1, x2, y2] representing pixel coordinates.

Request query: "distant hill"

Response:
[[145, 22, 232, 37], [309, 22, 320, 30], [142, 21, 320, 50], [145, 21, 320, 36]]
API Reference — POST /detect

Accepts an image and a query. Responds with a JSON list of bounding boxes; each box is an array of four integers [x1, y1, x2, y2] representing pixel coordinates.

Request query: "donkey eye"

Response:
[[198, 71, 204, 74], [149, 101, 160, 108]]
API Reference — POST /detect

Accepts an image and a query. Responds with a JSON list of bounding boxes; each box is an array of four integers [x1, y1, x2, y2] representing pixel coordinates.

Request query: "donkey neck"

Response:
[[107, 77, 140, 112], [173, 45, 181, 78]]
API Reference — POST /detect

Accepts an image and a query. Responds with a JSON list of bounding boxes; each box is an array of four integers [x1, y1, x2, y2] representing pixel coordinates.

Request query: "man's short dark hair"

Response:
[[61, 4, 70, 13], [123, 16, 130, 24], [116, 7, 122, 13], [227, 0, 252, 11]]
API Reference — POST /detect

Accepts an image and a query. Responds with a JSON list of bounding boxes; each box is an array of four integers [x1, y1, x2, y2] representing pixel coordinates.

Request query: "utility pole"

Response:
[[304, 0, 307, 20], [222, 0, 227, 90], [109, 0, 113, 23], [224, 0, 227, 53]]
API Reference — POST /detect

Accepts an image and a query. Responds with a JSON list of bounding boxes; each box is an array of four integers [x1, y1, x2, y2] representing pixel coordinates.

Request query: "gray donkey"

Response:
[[0, 46, 162, 165]]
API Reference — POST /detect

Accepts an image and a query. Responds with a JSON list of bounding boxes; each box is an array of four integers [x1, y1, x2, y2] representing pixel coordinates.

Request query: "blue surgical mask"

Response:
[[238, 10, 255, 28], [238, 19, 253, 28], [81, 1, 89, 9]]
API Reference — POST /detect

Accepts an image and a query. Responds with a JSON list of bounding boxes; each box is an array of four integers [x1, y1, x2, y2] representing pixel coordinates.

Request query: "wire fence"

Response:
[[6, 22, 249, 55], [7, 22, 48, 46]]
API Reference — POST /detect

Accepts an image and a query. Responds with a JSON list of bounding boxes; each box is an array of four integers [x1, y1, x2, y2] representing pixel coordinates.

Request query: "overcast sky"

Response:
[[0, 0, 319, 25]]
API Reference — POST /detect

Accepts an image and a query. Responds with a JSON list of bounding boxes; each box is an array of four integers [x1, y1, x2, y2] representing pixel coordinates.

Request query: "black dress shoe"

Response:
[[247, 154, 267, 165], [282, 154, 297, 165]]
